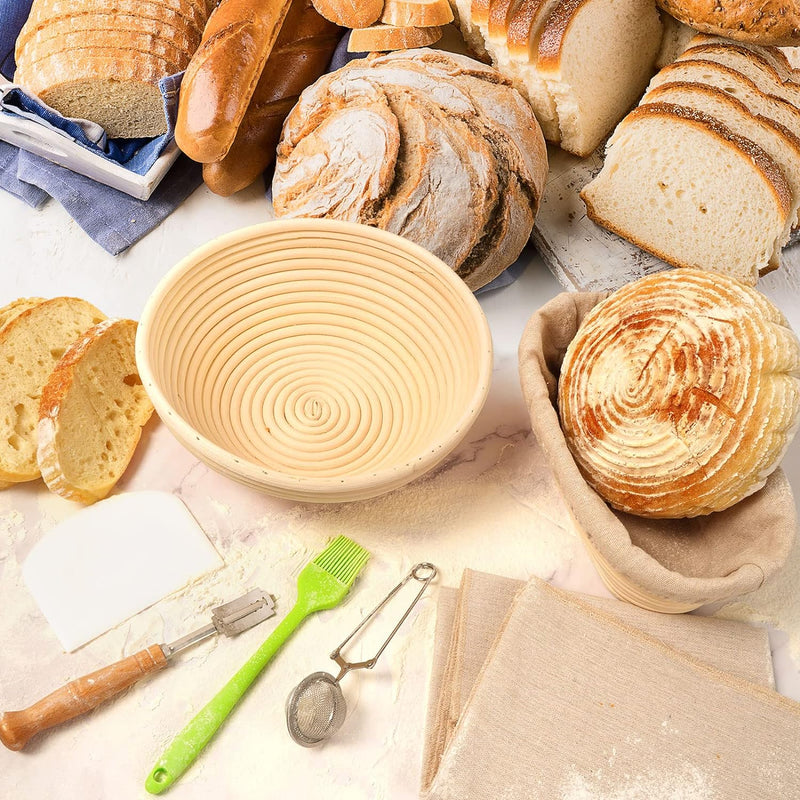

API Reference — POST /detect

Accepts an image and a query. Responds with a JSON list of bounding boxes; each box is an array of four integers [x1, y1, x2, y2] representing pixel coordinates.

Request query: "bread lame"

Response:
[[0, 589, 276, 751]]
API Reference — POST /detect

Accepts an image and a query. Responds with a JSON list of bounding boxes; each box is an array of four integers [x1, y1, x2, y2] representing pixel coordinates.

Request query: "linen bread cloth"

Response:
[[422, 569, 799, 799], [517, 292, 798, 611]]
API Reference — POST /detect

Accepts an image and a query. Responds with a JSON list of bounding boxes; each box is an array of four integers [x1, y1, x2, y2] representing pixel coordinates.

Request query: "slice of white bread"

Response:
[[641, 82, 800, 233], [348, 24, 444, 51], [382, 0, 454, 27], [37, 319, 154, 504], [676, 43, 800, 108], [645, 60, 800, 144], [684, 33, 799, 80], [0, 298, 46, 332], [0, 298, 106, 484], [655, 16, 696, 69], [581, 103, 792, 285], [536, 0, 663, 155]]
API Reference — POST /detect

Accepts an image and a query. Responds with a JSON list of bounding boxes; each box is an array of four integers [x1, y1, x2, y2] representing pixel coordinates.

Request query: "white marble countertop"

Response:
[[1, 182, 799, 799]]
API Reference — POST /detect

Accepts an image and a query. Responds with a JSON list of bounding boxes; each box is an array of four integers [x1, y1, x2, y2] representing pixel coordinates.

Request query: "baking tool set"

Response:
[[145, 534, 370, 794], [0, 589, 275, 751], [286, 562, 437, 746]]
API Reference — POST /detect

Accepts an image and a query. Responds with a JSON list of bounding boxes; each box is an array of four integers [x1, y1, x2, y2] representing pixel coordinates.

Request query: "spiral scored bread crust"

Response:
[[558, 269, 800, 518]]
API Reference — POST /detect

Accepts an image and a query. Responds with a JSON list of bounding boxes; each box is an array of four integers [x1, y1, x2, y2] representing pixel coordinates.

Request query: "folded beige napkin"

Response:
[[422, 570, 796, 799], [518, 292, 797, 611]]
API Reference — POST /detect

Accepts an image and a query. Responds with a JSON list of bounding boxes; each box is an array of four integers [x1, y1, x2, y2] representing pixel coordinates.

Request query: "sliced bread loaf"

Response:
[[536, 0, 663, 155], [676, 43, 800, 108], [581, 103, 792, 285], [0, 298, 106, 484], [646, 60, 800, 143], [37, 319, 154, 504], [15, 51, 179, 137], [17, 13, 201, 59], [639, 82, 800, 254]]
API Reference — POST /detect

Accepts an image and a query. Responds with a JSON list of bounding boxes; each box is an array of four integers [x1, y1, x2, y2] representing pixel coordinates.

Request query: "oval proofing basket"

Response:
[[136, 220, 493, 503]]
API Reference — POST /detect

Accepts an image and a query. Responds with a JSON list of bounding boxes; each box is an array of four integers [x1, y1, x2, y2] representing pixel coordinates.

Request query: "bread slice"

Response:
[[581, 103, 792, 285], [0, 298, 106, 484], [536, 0, 663, 155], [646, 60, 800, 144], [641, 82, 800, 230], [348, 24, 444, 51], [676, 43, 800, 108], [37, 319, 154, 504], [20, 0, 209, 42], [19, 33, 193, 73], [683, 34, 799, 79], [495, 0, 563, 141], [448, 0, 490, 58], [15, 51, 179, 137], [311, 0, 384, 27], [655, 16, 696, 69], [381, 0, 454, 27], [17, 13, 201, 59], [0, 298, 46, 333]]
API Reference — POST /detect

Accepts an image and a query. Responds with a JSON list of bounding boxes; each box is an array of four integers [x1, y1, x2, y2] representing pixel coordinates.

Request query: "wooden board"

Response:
[[533, 144, 800, 292]]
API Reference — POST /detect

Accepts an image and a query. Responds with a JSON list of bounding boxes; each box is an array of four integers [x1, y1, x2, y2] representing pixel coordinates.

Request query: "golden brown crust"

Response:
[[535, 0, 587, 72], [382, 0, 453, 28], [657, 0, 800, 46], [347, 23, 443, 51], [175, 0, 294, 164], [312, 0, 383, 27], [203, 0, 341, 196]]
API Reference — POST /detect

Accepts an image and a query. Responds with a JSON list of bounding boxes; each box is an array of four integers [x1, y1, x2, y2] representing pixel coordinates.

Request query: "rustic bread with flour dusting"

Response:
[[273, 49, 547, 290], [38, 319, 154, 504], [0, 298, 106, 485]]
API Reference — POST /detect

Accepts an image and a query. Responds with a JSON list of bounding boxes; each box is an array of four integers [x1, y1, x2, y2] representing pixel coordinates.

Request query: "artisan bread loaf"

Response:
[[536, 0, 663, 155], [273, 49, 547, 290], [581, 103, 792, 285], [0, 298, 106, 485], [656, 0, 800, 47], [37, 319, 154, 504], [311, 0, 384, 27], [558, 269, 800, 517]]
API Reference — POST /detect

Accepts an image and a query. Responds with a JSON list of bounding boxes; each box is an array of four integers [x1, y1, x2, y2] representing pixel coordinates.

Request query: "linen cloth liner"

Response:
[[423, 570, 798, 799], [517, 292, 797, 609]]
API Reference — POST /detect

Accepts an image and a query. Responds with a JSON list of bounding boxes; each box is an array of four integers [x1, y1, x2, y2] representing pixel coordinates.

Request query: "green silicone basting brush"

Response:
[[145, 535, 370, 794]]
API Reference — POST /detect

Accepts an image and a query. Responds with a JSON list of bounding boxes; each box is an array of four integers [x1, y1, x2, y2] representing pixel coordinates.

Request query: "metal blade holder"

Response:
[[286, 562, 437, 746]]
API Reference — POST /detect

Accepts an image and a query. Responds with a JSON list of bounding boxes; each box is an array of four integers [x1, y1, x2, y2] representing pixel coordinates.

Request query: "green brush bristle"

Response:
[[313, 535, 370, 586]]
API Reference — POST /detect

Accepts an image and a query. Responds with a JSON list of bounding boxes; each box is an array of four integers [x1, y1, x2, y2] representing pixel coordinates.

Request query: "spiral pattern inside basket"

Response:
[[558, 269, 800, 518], [137, 221, 492, 502]]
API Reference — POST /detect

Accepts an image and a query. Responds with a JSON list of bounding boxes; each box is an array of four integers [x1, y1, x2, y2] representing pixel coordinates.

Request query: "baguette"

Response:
[[311, 0, 384, 27], [203, 0, 340, 196], [348, 23, 443, 51], [175, 0, 294, 163]]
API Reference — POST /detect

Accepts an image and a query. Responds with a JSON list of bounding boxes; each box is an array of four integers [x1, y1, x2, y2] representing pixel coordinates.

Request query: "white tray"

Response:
[[0, 75, 179, 201]]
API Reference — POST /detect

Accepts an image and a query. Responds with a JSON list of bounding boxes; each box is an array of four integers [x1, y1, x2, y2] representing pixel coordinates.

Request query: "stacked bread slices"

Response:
[[582, 34, 800, 286], [14, 0, 213, 138], [448, 0, 663, 156]]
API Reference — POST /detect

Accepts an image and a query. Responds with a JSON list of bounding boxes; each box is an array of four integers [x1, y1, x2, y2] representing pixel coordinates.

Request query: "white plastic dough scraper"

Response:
[[21, 491, 224, 651]]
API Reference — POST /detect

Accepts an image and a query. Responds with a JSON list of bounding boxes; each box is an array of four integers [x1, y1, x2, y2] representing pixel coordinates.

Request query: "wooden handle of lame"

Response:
[[0, 644, 167, 751]]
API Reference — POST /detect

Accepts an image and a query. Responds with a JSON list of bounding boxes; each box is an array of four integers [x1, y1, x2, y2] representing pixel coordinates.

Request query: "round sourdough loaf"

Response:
[[272, 49, 548, 290], [557, 269, 800, 518], [657, 0, 800, 46]]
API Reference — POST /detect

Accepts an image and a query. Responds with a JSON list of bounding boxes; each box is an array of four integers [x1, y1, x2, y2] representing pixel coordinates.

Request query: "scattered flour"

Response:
[[559, 764, 716, 800], [713, 534, 800, 664]]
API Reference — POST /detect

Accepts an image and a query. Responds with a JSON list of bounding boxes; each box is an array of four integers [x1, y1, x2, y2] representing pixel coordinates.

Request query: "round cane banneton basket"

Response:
[[518, 292, 797, 613], [136, 220, 492, 503]]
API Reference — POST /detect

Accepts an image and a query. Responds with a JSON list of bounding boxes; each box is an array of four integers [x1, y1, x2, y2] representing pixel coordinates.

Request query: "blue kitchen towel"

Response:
[[0, 0, 32, 79]]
